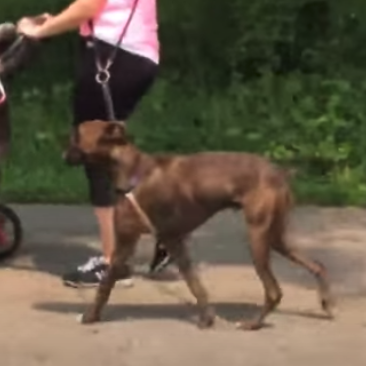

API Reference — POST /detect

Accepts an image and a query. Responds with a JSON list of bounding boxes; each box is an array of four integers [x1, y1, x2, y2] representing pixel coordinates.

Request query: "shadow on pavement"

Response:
[[2, 238, 100, 277], [7, 236, 366, 298], [3, 207, 366, 298], [33, 300, 333, 326]]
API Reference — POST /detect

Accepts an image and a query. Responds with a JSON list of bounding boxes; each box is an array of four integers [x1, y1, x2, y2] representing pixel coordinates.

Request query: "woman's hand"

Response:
[[16, 0, 106, 39], [17, 14, 53, 39], [17, 20, 40, 39]]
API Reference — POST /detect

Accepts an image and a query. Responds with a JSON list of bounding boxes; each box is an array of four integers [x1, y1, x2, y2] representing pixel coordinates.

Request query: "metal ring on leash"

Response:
[[95, 69, 111, 85]]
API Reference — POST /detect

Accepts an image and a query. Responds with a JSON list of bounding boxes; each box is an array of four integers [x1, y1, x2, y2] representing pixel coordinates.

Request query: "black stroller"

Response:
[[0, 22, 37, 261]]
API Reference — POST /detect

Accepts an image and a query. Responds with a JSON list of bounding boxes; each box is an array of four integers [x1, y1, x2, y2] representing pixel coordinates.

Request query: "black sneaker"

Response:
[[149, 244, 173, 274], [62, 256, 134, 288]]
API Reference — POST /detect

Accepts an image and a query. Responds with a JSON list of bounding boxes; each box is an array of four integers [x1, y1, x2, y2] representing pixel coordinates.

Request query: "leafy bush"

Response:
[[0, 0, 365, 205]]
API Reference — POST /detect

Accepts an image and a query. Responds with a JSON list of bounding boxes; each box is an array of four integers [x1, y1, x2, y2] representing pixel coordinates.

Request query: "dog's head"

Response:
[[63, 120, 130, 166]]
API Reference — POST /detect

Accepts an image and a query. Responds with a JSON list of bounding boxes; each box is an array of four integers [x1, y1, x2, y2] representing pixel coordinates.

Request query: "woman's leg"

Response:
[[62, 40, 130, 287], [107, 44, 172, 276], [94, 207, 115, 263], [62, 39, 169, 287], [149, 241, 173, 274], [62, 108, 129, 287]]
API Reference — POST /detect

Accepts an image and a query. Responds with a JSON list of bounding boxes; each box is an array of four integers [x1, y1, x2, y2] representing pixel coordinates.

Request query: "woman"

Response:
[[17, 0, 171, 287]]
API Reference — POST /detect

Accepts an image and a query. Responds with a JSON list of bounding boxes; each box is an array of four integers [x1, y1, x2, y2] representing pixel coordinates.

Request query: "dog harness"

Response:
[[125, 192, 156, 234]]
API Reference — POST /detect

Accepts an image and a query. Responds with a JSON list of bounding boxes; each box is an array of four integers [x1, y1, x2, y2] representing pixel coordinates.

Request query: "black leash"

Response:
[[89, 0, 140, 122]]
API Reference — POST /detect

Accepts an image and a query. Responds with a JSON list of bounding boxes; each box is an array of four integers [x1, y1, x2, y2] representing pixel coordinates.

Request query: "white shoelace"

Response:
[[76, 255, 134, 286], [77, 256, 105, 273]]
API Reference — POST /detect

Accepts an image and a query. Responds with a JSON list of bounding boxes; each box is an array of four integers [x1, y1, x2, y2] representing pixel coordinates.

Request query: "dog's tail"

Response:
[[279, 165, 298, 181]]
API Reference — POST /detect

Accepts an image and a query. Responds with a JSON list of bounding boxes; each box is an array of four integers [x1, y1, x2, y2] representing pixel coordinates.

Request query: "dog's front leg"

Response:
[[81, 237, 137, 324], [167, 239, 215, 329], [81, 262, 120, 324]]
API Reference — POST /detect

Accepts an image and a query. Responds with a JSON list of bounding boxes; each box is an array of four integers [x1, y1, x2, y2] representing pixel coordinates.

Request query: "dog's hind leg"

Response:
[[239, 218, 283, 331], [81, 234, 140, 324], [167, 238, 215, 329], [270, 209, 334, 318]]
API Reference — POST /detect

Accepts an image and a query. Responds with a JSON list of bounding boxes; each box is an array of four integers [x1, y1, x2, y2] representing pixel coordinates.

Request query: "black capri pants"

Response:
[[72, 37, 158, 207]]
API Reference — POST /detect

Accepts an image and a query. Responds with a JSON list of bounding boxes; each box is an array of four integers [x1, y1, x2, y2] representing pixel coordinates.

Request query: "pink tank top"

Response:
[[80, 0, 159, 64]]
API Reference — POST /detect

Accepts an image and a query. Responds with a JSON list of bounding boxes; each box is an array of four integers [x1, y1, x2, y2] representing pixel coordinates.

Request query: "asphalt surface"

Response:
[[1, 204, 366, 366]]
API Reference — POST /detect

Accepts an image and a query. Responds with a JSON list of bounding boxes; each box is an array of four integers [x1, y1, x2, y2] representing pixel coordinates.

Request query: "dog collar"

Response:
[[115, 174, 139, 195]]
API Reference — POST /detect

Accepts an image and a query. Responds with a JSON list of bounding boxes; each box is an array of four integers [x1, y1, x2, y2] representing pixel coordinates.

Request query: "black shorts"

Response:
[[72, 38, 158, 206]]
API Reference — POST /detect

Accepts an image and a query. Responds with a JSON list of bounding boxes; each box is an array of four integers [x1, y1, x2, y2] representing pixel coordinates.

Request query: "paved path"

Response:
[[1, 205, 366, 366]]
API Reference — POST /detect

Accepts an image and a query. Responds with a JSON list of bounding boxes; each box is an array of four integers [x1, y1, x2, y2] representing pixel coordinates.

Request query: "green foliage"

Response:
[[0, 0, 365, 205]]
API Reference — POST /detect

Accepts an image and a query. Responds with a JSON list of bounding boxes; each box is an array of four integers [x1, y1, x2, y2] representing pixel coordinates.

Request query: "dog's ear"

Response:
[[103, 122, 127, 143]]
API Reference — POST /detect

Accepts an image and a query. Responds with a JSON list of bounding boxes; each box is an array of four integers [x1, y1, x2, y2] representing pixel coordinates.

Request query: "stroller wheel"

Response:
[[0, 204, 23, 261]]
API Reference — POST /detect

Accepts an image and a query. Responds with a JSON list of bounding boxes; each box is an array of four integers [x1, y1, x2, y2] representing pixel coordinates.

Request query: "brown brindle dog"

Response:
[[64, 120, 334, 330]]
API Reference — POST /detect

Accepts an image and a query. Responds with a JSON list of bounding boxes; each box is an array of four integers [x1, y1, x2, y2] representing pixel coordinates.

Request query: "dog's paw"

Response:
[[320, 293, 336, 319], [321, 301, 336, 320], [197, 316, 215, 329], [77, 311, 100, 325], [235, 320, 263, 331], [197, 308, 216, 329]]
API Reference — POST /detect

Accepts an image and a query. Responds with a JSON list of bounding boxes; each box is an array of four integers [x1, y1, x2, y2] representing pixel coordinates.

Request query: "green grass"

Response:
[[2, 77, 366, 206], [2, 84, 87, 203]]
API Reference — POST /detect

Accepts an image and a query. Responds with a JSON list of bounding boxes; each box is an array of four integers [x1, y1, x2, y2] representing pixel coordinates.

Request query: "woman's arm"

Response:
[[18, 0, 107, 39]]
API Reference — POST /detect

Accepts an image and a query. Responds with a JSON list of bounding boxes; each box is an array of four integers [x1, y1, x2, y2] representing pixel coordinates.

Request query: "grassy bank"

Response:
[[2, 74, 366, 206]]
